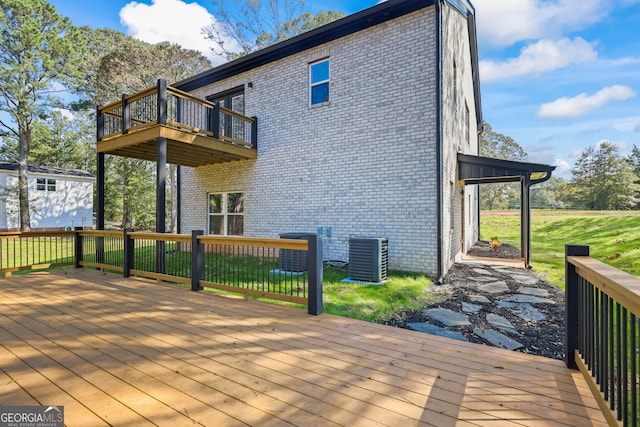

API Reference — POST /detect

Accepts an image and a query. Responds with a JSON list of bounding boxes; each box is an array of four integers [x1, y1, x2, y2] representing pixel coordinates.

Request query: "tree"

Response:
[[571, 142, 640, 210], [479, 121, 528, 210], [203, 0, 344, 60], [0, 0, 86, 230], [630, 144, 640, 180]]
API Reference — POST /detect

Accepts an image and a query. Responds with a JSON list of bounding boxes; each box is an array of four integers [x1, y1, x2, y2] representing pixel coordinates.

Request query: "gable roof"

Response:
[[174, 0, 437, 92], [0, 163, 94, 179]]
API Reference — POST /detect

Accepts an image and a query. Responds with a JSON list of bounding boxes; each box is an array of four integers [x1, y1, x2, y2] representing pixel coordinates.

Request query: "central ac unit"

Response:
[[348, 237, 388, 282]]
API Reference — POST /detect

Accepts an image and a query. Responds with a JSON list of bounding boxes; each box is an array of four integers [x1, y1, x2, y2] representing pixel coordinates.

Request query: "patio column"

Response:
[[156, 79, 167, 273], [521, 175, 532, 269]]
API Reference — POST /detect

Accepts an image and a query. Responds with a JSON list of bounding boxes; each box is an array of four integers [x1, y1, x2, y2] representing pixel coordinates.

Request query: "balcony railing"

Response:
[[97, 79, 257, 166], [566, 245, 640, 427]]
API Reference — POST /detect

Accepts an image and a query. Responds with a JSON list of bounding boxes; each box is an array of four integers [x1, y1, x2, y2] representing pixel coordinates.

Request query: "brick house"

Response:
[[96, 0, 491, 279]]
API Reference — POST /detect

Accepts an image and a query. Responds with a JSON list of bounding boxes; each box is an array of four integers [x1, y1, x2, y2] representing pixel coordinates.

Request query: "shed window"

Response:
[[37, 178, 56, 192], [309, 59, 330, 105]]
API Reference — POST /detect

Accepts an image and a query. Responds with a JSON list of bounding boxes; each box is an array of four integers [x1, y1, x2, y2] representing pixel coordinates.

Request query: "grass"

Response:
[[481, 210, 640, 288], [322, 266, 441, 322]]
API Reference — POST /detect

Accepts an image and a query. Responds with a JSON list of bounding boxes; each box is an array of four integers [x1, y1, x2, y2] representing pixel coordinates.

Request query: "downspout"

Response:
[[435, 0, 444, 285]]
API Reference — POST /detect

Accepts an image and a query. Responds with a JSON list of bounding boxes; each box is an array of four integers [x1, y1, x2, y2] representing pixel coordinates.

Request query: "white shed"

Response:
[[0, 163, 94, 231]]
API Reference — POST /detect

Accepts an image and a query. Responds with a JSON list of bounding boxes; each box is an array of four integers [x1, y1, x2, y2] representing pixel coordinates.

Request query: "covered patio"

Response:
[[0, 269, 607, 426]]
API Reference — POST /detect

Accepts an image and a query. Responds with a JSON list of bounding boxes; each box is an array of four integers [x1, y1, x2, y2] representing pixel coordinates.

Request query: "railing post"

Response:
[[307, 234, 323, 315], [191, 230, 204, 291], [122, 94, 130, 134], [74, 227, 83, 269], [211, 101, 220, 139], [565, 244, 589, 369], [96, 106, 104, 141], [157, 79, 167, 125], [251, 116, 258, 150], [123, 228, 134, 278]]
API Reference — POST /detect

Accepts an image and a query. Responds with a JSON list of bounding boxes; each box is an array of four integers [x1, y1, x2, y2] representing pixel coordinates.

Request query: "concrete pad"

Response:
[[407, 323, 469, 341], [473, 328, 524, 351], [500, 294, 556, 304], [478, 281, 509, 294], [461, 302, 483, 313], [423, 308, 471, 327], [469, 294, 491, 304], [497, 301, 546, 321], [486, 313, 518, 335]]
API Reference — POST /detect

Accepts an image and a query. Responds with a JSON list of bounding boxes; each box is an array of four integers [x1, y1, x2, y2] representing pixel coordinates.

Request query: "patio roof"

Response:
[[458, 154, 556, 186], [458, 154, 556, 269]]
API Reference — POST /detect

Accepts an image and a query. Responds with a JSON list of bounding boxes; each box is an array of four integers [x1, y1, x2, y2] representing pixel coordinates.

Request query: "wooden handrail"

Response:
[[127, 232, 191, 243], [0, 231, 75, 239], [198, 235, 308, 250], [167, 86, 217, 109], [568, 255, 640, 317], [78, 230, 124, 238], [219, 105, 254, 123]]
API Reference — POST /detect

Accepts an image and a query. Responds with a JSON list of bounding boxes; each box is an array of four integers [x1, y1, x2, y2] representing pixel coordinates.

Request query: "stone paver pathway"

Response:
[[407, 261, 559, 352]]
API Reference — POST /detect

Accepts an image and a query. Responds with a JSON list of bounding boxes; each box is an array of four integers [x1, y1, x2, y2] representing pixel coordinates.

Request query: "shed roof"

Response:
[[0, 163, 94, 179], [458, 154, 556, 185]]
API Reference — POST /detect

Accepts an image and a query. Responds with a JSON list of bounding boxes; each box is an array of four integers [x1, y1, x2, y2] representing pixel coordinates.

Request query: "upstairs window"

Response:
[[309, 59, 330, 105], [37, 178, 56, 192], [208, 192, 244, 236]]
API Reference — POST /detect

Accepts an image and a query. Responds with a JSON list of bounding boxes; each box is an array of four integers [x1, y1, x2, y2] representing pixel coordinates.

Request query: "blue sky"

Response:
[[47, 0, 640, 179]]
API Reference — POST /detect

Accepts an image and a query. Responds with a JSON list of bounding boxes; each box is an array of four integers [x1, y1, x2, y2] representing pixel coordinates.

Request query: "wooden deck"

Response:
[[0, 269, 607, 426]]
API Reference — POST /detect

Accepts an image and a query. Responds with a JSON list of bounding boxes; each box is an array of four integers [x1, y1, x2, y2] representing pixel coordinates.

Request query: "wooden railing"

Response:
[[97, 79, 257, 149], [0, 231, 75, 275], [0, 230, 322, 315], [76, 230, 323, 315], [566, 245, 640, 427]]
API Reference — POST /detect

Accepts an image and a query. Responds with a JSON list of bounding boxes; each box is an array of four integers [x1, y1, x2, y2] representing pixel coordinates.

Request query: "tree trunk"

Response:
[[18, 130, 31, 232]]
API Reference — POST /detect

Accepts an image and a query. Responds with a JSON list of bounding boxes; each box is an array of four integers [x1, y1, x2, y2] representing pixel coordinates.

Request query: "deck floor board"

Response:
[[0, 269, 608, 426]]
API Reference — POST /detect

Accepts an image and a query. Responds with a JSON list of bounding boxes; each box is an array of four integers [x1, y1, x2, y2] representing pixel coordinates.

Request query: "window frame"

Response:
[[36, 177, 56, 192], [207, 192, 244, 236], [309, 58, 330, 106]]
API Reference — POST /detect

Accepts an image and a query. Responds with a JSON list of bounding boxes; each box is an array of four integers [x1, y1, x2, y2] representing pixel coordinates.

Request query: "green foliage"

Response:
[[571, 142, 640, 210], [479, 121, 528, 210], [0, 0, 88, 230], [203, 0, 344, 60], [480, 210, 640, 287]]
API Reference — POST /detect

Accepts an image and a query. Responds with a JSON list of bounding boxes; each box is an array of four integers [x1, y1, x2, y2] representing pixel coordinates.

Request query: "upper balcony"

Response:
[[96, 80, 257, 167]]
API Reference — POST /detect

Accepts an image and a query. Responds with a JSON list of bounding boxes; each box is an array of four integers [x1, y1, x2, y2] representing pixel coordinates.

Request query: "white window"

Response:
[[208, 192, 244, 235], [309, 59, 330, 105], [36, 178, 56, 192]]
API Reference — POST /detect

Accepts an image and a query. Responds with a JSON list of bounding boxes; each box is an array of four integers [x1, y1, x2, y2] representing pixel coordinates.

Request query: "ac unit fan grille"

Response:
[[348, 238, 388, 282]]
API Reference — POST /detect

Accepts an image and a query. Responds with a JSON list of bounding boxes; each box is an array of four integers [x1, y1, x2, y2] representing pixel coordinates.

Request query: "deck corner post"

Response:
[[74, 227, 83, 269], [191, 230, 204, 291], [565, 244, 589, 370], [96, 105, 104, 141], [251, 116, 258, 150], [122, 93, 130, 134], [307, 234, 323, 315], [124, 228, 134, 278], [211, 101, 220, 139], [157, 79, 167, 125]]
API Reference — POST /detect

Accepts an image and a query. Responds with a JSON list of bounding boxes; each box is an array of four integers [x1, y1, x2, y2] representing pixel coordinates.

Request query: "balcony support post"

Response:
[[156, 135, 167, 274], [565, 244, 589, 370], [251, 116, 258, 150]]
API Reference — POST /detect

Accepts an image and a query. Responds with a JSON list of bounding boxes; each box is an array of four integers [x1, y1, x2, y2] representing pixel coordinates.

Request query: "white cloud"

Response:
[[120, 0, 238, 66], [474, 0, 605, 48], [480, 37, 597, 82], [537, 85, 636, 118], [596, 139, 630, 152], [635, 121, 640, 132], [553, 159, 572, 179]]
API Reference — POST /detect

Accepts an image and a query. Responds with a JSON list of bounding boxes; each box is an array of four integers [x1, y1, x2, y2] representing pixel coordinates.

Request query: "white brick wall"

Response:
[[180, 5, 478, 276]]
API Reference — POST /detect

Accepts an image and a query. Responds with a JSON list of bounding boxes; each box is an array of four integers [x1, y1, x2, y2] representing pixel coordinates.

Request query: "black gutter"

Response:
[[435, 0, 444, 285], [174, 0, 436, 92]]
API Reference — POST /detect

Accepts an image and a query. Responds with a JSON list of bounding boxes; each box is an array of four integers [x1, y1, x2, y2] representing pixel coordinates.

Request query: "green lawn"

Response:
[[481, 210, 640, 288]]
